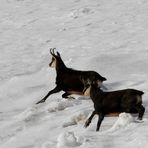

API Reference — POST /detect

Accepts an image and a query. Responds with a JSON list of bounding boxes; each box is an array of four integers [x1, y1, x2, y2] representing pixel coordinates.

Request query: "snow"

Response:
[[0, 0, 148, 148], [108, 113, 134, 132], [57, 131, 82, 148]]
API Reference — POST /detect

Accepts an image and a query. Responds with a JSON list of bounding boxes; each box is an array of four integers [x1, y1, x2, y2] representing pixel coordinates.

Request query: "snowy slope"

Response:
[[0, 0, 148, 148]]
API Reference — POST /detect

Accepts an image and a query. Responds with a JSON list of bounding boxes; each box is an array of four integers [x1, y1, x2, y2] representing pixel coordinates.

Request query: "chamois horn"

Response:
[[50, 48, 56, 57]]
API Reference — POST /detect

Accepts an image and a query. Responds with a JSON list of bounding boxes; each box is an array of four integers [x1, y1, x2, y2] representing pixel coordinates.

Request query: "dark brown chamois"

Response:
[[83, 80, 145, 131], [36, 48, 107, 104]]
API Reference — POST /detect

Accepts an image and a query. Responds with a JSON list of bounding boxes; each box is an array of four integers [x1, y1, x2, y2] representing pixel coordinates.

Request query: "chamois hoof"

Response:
[[135, 118, 144, 123], [84, 120, 90, 128], [96, 128, 100, 132], [36, 99, 46, 104]]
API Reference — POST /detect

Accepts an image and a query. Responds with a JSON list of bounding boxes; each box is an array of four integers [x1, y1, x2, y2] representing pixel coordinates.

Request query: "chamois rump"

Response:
[[36, 48, 107, 104], [83, 80, 145, 131]]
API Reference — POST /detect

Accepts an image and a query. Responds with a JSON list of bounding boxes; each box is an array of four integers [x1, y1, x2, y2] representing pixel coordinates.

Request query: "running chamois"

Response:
[[83, 79, 145, 131], [36, 48, 107, 104]]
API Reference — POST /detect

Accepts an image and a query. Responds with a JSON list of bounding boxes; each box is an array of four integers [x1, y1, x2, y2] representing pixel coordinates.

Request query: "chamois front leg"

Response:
[[84, 111, 96, 128], [96, 112, 104, 131], [36, 86, 61, 104]]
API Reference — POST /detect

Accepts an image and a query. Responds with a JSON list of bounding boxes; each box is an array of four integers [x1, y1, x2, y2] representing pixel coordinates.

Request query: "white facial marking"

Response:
[[50, 57, 56, 68], [84, 86, 91, 96]]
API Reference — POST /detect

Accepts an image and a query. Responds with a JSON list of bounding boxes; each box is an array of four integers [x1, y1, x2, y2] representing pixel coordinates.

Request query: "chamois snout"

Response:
[[49, 57, 56, 68]]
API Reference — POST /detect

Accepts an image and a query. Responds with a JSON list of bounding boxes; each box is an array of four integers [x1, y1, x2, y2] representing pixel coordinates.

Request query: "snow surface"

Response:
[[0, 0, 148, 148]]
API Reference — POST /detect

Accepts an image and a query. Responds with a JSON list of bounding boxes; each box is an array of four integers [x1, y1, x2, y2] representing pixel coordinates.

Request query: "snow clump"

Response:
[[109, 112, 134, 131], [57, 131, 82, 148]]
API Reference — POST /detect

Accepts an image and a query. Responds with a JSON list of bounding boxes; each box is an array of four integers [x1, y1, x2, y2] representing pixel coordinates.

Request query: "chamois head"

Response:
[[49, 48, 66, 70], [82, 78, 100, 96], [49, 48, 61, 68]]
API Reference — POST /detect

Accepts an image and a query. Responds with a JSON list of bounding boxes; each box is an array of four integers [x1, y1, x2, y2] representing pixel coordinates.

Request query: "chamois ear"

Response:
[[56, 51, 61, 57]]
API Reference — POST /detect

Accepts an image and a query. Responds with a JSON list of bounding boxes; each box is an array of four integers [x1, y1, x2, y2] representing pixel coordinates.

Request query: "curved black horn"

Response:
[[50, 48, 53, 55], [50, 48, 56, 57], [52, 48, 56, 55]]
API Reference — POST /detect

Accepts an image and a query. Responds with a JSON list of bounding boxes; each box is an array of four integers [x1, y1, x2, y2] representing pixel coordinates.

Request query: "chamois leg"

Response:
[[62, 92, 75, 99], [135, 105, 145, 120], [36, 86, 61, 104], [84, 111, 96, 128], [96, 112, 104, 131], [62, 92, 70, 98]]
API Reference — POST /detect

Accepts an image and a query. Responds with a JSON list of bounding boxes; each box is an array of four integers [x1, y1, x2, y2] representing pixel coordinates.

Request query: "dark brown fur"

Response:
[[36, 48, 106, 104], [84, 81, 145, 131]]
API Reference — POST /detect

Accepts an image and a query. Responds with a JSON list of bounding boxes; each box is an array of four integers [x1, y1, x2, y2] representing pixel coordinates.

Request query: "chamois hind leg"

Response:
[[135, 105, 145, 120], [96, 112, 105, 131], [62, 92, 75, 99], [36, 86, 61, 104], [62, 92, 70, 98], [84, 111, 96, 128]]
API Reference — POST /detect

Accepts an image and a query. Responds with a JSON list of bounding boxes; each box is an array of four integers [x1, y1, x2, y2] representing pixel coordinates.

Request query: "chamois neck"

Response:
[[90, 85, 102, 102], [55, 57, 67, 71]]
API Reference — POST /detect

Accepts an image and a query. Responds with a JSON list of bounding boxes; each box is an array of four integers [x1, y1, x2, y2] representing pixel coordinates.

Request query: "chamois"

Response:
[[36, 48, 107, 104], [83, 80, 145, 131]]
